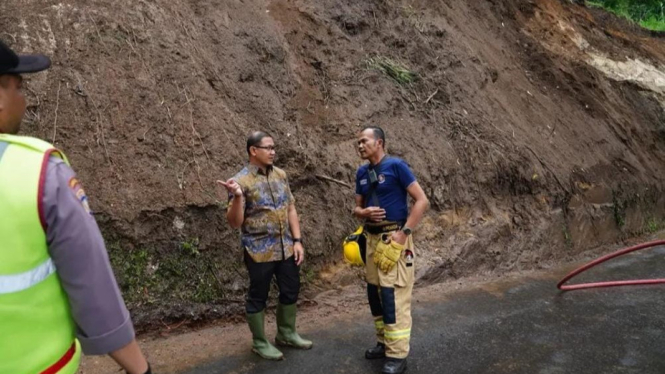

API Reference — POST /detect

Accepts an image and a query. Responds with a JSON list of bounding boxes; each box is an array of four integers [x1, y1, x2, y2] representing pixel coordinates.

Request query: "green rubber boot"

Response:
[[247, 311, 284, 360], [275, 303, 313, 349]]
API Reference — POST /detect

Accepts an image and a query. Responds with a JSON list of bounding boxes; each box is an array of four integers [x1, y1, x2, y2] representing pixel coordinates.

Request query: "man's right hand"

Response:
[[217, 179, 242, 197], [363, 207, 386, 222]]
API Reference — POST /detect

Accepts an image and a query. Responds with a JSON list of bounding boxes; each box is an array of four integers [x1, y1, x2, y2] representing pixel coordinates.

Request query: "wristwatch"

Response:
[[401, 226, 412, 236], [293, 238, 302, 243]]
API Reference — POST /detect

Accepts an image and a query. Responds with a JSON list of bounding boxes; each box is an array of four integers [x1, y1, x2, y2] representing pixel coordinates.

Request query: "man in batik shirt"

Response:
[[218, 131, 312, 360]]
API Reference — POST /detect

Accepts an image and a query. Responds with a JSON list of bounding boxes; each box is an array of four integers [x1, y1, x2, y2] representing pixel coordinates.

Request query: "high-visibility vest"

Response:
[[0, 134, 81, 374]]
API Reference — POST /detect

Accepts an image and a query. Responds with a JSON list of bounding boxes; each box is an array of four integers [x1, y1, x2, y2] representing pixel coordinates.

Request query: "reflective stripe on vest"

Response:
[[0, 258, 56, 295], [0, 141, 8, 161]]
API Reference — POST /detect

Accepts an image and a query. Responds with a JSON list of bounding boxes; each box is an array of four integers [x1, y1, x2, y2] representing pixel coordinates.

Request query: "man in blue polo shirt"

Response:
[[353, 126, 429, 374]]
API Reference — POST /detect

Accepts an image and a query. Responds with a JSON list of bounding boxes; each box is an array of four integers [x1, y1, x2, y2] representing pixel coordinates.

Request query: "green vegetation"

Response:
[[563, 224, 573, 248], [612, 191, 626, 228], [108, 245, 156, 304], [108, 240, 236, 307], [644, 217, 663, 233], [300, 264, 317, 285], [587, 0, 665, 31], [179, 237, 201, 257], [366, 56, 418, 85]]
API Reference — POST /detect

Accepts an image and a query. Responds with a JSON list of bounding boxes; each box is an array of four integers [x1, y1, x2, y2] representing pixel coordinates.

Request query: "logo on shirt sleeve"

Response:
[[68, 177, 93, 216]]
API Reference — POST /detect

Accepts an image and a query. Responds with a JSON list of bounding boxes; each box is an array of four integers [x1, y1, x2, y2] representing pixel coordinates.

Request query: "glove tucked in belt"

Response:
[[374, 238, 405, 273]]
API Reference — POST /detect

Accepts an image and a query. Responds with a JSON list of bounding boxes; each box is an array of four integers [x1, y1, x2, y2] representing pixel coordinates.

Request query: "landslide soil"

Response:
[[2, 0, 665, 333]]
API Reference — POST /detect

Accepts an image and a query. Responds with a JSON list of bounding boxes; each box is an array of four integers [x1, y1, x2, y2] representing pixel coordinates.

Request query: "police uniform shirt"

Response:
[[42, 156, 136, 355]]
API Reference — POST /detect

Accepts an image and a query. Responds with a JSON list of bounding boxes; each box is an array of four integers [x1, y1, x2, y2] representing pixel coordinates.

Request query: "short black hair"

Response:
[[246, 131, 272, 155], [362, 126, 386, 149]]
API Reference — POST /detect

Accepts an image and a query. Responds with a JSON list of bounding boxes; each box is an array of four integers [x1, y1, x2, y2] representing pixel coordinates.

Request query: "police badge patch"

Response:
[[68, 177, 80, 189], [68, 177, 93, 215]]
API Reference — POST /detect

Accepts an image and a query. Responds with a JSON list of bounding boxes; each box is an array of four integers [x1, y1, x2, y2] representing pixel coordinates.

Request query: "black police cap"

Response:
[[0, 39, 51, 75]]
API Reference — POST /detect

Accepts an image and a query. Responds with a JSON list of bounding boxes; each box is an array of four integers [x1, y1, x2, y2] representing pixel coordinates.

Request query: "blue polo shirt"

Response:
[[355, 156, 416, 223]]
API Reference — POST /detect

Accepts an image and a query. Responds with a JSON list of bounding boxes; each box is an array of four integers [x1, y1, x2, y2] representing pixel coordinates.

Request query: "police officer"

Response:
[[353, 126, 429, 374], [0, 40, 152, 374]]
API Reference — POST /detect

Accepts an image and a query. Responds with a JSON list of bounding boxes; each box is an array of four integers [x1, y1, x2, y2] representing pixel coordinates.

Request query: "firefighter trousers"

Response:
[[365, 231, 415, 359]]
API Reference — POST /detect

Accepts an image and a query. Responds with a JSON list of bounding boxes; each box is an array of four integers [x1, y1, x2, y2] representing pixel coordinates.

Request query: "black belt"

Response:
[[364, 222, 404, 235]]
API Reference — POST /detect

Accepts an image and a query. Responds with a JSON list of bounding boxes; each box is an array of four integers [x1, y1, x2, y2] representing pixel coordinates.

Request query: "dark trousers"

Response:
[[244, 251, 300, 314]]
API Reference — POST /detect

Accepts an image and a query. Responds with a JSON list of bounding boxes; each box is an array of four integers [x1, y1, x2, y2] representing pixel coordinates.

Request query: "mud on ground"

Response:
[[2, 0, 665, 329]]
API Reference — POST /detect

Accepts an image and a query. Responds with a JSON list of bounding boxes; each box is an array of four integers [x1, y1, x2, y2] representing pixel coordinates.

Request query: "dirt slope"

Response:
[[2, 0, 665, 329]]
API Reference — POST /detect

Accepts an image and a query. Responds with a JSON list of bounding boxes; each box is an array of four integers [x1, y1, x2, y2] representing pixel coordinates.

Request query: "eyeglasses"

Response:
[[254, 145, 277, 152]]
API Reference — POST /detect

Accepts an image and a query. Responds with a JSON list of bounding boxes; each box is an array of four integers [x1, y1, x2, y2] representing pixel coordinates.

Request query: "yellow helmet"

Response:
[[343, 226, 367, 266]]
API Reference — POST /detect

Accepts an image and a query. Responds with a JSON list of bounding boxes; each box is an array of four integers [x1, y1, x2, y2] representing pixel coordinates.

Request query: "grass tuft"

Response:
[[366, 56, 418, 85]]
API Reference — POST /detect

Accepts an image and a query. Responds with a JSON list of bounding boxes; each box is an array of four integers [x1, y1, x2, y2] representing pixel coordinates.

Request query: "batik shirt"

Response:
[[229, 164, 295, 262]]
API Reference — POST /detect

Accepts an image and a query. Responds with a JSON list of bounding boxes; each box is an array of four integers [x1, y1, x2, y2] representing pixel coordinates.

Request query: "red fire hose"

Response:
[[557, 239, 665, 291]]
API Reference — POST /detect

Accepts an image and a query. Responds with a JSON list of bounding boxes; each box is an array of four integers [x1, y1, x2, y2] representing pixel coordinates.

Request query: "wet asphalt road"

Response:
[[184, 247, 665, 374]]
